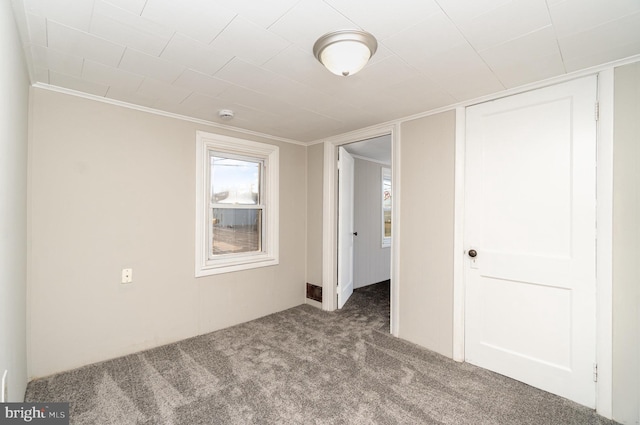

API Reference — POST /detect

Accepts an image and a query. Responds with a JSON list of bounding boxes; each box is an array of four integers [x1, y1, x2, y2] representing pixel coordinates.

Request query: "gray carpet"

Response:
[[338, 280, 390, 332], [26, 282, 616, 424]]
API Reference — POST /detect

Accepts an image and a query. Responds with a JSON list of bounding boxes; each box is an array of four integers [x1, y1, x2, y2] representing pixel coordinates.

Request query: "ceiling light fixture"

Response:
[[313, 30, 378, 77]]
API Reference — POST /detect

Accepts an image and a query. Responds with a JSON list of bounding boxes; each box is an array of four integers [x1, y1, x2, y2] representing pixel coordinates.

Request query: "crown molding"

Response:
[[31, 54, 640, 149]]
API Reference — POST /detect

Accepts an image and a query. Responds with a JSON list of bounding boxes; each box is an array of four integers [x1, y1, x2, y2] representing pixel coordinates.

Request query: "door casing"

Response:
[[321, 124, 400, 335]]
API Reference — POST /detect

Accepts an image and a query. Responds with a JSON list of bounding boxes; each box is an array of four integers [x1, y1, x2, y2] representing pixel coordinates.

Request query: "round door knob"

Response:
[[468, 249, 478, 258]]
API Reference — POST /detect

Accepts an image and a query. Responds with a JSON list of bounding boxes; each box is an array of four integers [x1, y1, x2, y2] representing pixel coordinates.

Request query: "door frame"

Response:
[[451, 70, 614, 418], [322, 123, 400, 336]]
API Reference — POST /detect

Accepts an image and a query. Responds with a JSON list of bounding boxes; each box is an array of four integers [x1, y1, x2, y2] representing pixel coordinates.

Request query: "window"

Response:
[[382, 167, 391, 248], [196, 131, 279, 276]]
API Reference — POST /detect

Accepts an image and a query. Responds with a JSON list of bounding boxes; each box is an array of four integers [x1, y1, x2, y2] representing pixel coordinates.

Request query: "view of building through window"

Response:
[[210, 156, 263, 256]]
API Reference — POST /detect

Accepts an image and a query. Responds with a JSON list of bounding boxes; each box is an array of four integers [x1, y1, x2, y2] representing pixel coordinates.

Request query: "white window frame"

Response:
[[381, 167, 391, 248], [195, 131, 279, 276]]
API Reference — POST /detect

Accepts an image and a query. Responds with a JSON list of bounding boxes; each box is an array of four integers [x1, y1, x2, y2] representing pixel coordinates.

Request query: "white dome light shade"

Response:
[[313, 30, 378, 77], [320, 40, 371, 76]]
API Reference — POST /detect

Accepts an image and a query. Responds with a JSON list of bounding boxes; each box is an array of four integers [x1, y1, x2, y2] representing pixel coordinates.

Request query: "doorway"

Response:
[[337, 136, 392, 329], [322, 125, 399, 335]]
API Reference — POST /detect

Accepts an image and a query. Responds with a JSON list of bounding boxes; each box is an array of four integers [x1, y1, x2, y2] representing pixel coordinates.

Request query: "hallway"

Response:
[[338, 280, 390, 332]]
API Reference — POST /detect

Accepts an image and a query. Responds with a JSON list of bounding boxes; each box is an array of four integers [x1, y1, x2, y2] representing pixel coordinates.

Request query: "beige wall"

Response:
[[612, 63, 640, 424], [398, 111, 456, 357], [353, 157, 390, 288], [305, 143, 323, 288], [27, 88, 306, 378], [0, 0, 29, 401]]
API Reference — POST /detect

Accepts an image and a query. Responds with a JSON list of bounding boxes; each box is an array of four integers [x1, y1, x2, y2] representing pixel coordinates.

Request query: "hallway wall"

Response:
[[353, 157, 390, 289]]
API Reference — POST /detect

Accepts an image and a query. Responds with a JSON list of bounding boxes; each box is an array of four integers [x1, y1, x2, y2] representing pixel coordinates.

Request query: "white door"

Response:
[[464, 76, 598, 408], [338, 147, 355, 309]]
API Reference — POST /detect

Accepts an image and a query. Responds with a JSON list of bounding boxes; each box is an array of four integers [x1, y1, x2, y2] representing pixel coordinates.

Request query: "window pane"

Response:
[[384, 210, 391, 238], [211, 208, 262, 255], [383, 178, 392, 210], [383, 176, 391, 238], [211, 156, 260, 205]]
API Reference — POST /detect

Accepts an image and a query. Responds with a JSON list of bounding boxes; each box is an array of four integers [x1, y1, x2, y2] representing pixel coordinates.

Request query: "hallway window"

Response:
[[195, 131, 279, 276], [382, 167, 391, 247]]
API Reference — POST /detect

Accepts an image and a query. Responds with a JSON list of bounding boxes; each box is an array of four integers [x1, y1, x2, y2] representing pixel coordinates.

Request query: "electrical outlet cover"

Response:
[[121, 268, 133, 284]]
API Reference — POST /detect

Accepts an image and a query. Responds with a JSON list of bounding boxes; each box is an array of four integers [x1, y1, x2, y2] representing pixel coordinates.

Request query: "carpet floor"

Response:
[[337, 280, 390, 333], [26, 282, 616, 424]]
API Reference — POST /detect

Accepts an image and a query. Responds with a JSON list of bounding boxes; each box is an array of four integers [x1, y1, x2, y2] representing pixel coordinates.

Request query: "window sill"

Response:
[[196, 256, 279, 277]]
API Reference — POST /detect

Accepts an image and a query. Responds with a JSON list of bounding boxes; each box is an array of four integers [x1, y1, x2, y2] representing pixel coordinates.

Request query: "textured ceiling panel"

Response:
[[11, 0, 640, 143]]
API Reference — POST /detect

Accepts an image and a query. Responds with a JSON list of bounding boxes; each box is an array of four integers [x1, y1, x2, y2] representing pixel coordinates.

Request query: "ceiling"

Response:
[[11, 0, 640, 143], [344, 135, 391, 165]]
